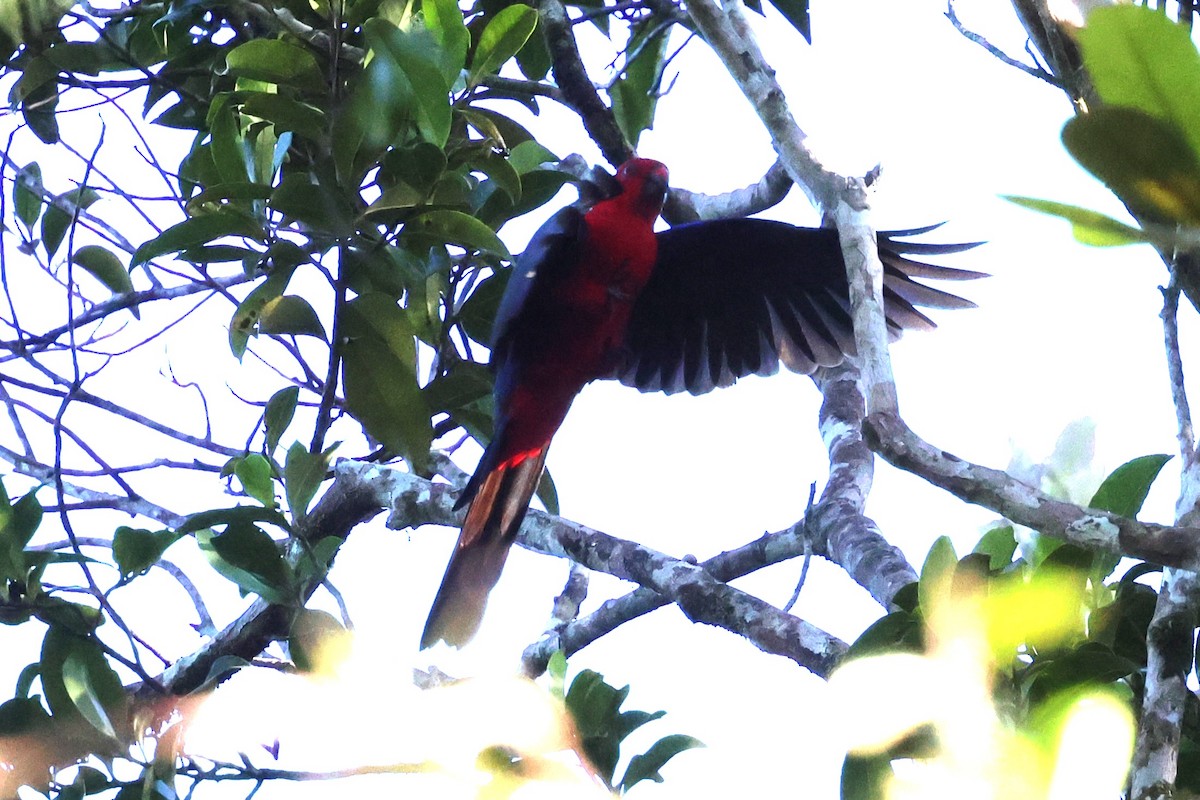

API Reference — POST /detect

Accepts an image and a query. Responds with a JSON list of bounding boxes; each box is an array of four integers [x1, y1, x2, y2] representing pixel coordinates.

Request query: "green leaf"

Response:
[[972, 525, 1018, 571], [72, 246, 137, 315], [197, 523, 291, 603], [41, 187, 101, 260], [422, 0, 470, 81], [233, 454, 277, 508], [619, 734, 704, 791], [1089, 454, 1171, 519], [112, 527, 183, 578], [14, 162, 43, 230], [63, 653, 117, 738], [611, 19, 669, 149], [269, 175, 354, 235], [209, 97, 249, 186], [918, 535, 957, 615], [365, 19, 452, 147], [845, 610, 922, 660], [263, 386, 300, 456], [176, 505, 292, 535], [1078, 5, 1200, 161], [841, 753, 896, 800], [39, 627, 126, 735], [469, 5, 538, 86], [132, 210, 264, 267], [764, 0, 810, 43], [1062, 107, 1200, 226], [239, 93, 325, 141], [284, 441, 334, 520], [229, 265, 296, 359], [224, 39, 326, 92], [1003, 196, 1149, 247], [341, 293, 433, 465], [403, 209, 512, 260], [259, 295, 327, 339], [289, 608, 350, 674]]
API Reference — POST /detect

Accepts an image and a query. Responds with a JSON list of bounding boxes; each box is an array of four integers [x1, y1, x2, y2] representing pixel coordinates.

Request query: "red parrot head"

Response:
[[614, 158, 669, 221]]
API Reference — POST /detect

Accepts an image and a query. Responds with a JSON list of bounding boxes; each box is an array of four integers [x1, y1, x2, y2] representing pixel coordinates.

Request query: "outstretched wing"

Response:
[[609, 219, 984, 395]]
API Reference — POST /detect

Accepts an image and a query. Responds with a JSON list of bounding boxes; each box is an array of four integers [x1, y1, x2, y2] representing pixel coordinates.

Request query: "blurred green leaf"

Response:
[[1003, 196, 1148, 247], [41, 187, 100, 260], [972, 525, 1017, 571], [62, 653, 117, 738], [72, 246, 136, 316], [264, 386, 300, 456], [764, 0, 810, 43], [1079, 5, 1200, 160], [918, 535, 957, 615], [112, 527, 183, 578], [469, 4, 538, 86], [619, 734, 704, 791], [197, 523, 291, 603], [177, 505, 292, 535], [233, 454, 277, 508], [1062, 107, 1200, 226], [258, 295, 327, 340], [229, 265, 296, 359], [224, 39, 325, 92], [14, 162, 43, 230]]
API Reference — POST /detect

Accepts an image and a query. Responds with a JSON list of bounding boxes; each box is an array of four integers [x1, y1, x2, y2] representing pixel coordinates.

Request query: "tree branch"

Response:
[[864, 412, 1200, 570]]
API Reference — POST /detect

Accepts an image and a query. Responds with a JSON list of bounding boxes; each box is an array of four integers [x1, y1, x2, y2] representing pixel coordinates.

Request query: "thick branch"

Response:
[[864, 412, 1200, 570]]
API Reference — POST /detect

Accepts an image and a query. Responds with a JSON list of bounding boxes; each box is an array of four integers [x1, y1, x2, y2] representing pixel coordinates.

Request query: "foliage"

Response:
[[838, 454, 1171, 799], [1008, 5, 1200, 249]]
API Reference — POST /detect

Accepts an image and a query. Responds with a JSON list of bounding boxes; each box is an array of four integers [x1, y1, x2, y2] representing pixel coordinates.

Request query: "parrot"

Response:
[[420, 157, 983, 648]]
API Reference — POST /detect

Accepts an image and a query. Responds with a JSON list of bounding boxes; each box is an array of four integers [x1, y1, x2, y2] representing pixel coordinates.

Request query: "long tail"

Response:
[[420, 447, 549, 649]]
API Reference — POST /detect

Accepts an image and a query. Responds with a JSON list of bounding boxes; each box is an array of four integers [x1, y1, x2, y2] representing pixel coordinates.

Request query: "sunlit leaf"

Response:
[[62, 653, 117, 738], [918, 535, 957, 615], [469, 4, 538, 86], [1062, 107, 1200, 226], [224, 39, 325, 92], [258, 295, 327, 340], [1079, 5, 1200, 161], [365, 19, 452, 146], [403, 209, 512, 260], [72, 245, 135, 309], [289, 608, 351, 674], [1003, 196, 1148, 247], [234, 454, 277, 508]]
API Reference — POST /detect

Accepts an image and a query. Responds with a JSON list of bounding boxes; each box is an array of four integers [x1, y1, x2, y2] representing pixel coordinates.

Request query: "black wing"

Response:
[[609, 218, 984, 395], [489, 204, 586, 366]]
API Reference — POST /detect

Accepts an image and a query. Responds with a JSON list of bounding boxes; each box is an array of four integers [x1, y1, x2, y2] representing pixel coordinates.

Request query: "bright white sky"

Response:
[[1, 0, 1188, 797]]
